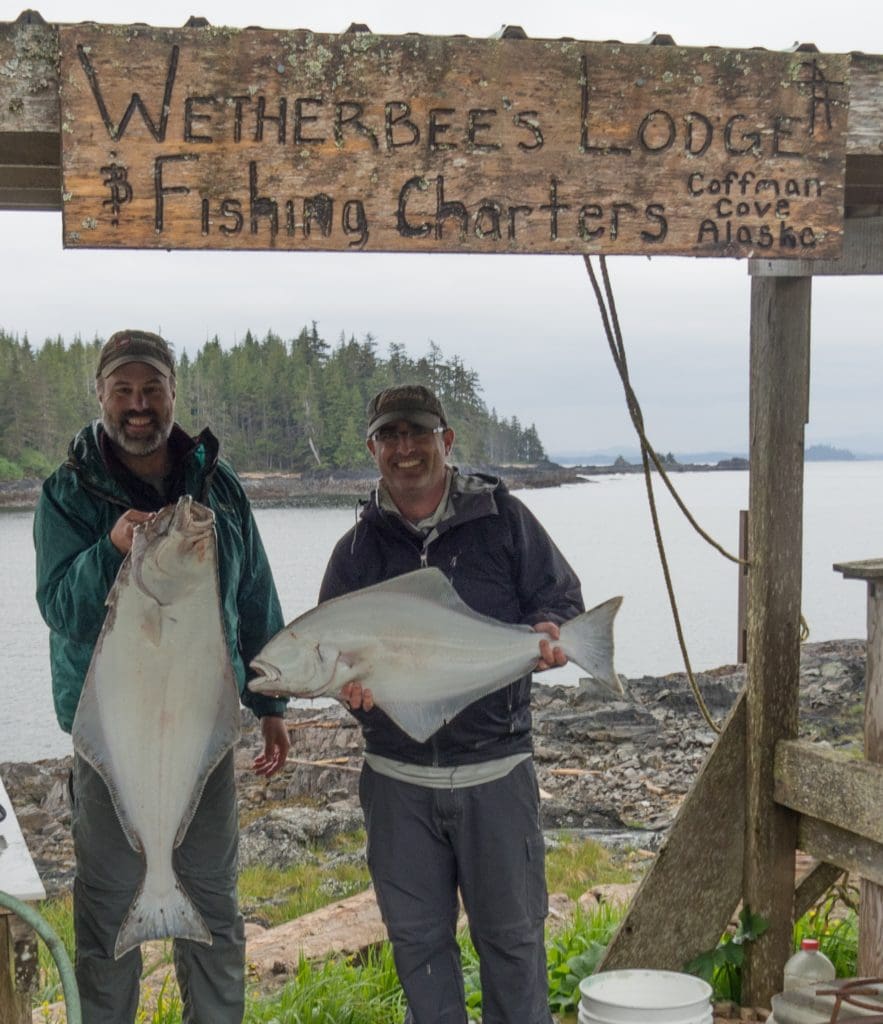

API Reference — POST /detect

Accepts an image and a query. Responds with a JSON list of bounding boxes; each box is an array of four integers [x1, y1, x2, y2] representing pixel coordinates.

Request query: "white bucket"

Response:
[[579, 970, 713, 1024]]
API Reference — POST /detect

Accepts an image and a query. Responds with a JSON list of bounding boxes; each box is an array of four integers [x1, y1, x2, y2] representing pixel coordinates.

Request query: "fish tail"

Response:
[[114, 877, 212, 959], [558, 596, 625, 697]]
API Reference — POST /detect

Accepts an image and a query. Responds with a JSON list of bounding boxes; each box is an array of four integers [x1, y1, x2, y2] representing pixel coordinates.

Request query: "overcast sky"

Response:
[[1, 0, 880, 457]]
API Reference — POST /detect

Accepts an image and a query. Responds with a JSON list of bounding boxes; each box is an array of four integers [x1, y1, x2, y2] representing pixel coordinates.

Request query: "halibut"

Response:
[[72, 496, 240, 958], [250, 567, 623, 742]]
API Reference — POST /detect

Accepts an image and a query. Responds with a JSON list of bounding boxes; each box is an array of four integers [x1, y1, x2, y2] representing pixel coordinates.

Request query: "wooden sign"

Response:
[[58, 25, 850, 258]]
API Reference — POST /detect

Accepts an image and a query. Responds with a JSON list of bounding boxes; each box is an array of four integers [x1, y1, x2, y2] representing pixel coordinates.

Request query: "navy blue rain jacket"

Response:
[[319, 471, 584, 766]]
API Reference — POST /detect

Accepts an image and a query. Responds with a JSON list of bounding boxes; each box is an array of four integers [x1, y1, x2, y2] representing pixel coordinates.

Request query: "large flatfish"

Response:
[[249, 567, 623, 743], [72, 495, 240, 959]]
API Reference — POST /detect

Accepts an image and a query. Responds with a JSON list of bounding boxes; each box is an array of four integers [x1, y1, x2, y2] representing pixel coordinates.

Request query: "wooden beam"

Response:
[[742, 275, 810, 1007], [848, 53, 883, 156], [793, 862, 845, 920], [797, 817, 883, 887], [775, 740, 883, 844], [0, 917, 32, 1024], [2, 21, 882, 229], [832, 561, 883, 974], [598, 694, 745, 971], [749, 216, 883, 276]]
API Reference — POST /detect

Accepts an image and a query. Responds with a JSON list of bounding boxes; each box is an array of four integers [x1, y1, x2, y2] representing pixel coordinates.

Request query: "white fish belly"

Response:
[[73, 510, 240, 952], [89, 579, 232, 852], [308, 593, 541, 702]]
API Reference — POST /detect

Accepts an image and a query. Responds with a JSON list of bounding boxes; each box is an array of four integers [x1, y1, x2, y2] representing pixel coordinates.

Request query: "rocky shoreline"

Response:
[[0, 463, 591, 511], [0, 456, 758, 511], [1, 639, 866, 901]]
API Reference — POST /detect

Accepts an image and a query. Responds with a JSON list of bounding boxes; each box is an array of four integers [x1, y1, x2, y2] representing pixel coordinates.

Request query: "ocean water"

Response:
[[3, 461, 880, 764]]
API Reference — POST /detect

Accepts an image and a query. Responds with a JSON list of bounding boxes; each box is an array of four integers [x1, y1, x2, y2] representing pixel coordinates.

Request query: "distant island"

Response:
[[804, 444, 856, 461], [554, 444, 879, 465]]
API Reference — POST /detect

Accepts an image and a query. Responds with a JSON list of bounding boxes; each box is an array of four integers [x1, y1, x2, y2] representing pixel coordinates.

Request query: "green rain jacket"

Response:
[[34, 420, 287, 732]]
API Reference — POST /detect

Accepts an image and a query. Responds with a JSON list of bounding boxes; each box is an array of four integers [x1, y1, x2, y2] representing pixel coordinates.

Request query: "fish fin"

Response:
[[331, 568, 534, 631], [380, 698, 470, 744], [114, 877, 211, 958], [559, 596, 625, 697]]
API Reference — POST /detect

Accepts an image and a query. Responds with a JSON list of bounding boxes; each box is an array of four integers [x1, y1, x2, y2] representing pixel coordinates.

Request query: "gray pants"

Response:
[[70, 751, 244, 1024], [360, 758, 552, 1024]]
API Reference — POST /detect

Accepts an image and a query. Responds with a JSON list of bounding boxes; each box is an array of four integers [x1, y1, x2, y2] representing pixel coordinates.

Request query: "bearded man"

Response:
[[34, 329, 288, 1024]]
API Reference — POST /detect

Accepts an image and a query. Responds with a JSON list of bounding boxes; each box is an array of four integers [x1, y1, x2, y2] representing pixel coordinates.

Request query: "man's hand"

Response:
[[252, 715, 290, 777], [533, 622, 568, 672], [339, 681, 374, 712], [109, 509, 155, 555]]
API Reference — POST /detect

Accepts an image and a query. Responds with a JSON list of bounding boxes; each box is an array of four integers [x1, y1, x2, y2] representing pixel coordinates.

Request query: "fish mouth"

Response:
[[248, 661, 284, 695]]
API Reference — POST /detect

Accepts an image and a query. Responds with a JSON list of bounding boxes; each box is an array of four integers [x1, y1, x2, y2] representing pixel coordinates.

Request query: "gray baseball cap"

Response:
[[96, 329, 176, 380], [366, 384, 448, 438]]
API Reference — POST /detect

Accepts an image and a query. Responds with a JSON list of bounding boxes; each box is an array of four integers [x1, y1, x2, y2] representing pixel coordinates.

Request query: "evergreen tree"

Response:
[[0, 328, 549, 476]]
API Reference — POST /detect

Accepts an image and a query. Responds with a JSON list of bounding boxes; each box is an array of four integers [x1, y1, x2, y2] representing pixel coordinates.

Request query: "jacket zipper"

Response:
[[418, 540, 440, 764]]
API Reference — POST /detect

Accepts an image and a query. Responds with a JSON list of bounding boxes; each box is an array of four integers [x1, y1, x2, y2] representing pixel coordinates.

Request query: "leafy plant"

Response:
[[685, 906, 769, 1003], [794, 887, 859, 977], [546, 905, 623, 1014]]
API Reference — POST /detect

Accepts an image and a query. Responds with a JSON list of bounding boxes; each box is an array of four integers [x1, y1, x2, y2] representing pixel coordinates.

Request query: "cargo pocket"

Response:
[[525, 832, 549, 921]]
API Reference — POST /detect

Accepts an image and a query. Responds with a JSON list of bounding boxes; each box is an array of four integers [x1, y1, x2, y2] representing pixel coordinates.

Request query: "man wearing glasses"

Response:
[[320, 383, 585, 1024]]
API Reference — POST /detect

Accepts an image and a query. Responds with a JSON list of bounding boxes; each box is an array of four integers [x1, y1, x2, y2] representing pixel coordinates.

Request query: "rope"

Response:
[[583, 254, 725, 733]]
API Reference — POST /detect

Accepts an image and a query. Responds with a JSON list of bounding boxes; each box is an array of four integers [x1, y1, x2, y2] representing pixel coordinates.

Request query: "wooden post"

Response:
[[738, 509, 749, 664], [741, 275, 810, 1007], [832, 558, 883, 974], [0, 774, 46, 1024]]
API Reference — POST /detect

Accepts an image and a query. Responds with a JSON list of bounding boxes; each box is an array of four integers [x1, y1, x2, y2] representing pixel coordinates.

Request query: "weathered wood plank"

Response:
[[775, 740, 883, 845], [793, 861, 845, 920], [4, 22, 882, 224], [598, 693, 745, 971], [0, 917, 32, 1024], [834, 559, 883, 580], [848, 53, 883, 155], [742, 275, 809, 1007], [749, 216, 883, 276], [859, 575, 883, 974], [246, 888, 387, 977], [0, 22, 59, 135], [2, 25, 880, 155], [53, 26, 850, 257], [797, 816, 883, 887]]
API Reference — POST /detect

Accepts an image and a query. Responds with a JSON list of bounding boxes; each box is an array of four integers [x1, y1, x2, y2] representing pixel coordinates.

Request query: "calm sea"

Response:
[[3, 461, 880, 764]]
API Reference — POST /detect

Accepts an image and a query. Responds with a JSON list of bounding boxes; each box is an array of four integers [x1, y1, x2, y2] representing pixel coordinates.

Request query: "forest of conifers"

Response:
[[0, 325, 546, 480]]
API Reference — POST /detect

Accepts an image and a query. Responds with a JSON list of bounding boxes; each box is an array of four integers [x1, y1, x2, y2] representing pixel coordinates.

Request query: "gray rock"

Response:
[[1, 639, 867, 898]]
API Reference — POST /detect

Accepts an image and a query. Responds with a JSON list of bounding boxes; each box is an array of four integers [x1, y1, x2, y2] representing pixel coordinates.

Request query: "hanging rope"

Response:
[[583, 254, 737, 733]]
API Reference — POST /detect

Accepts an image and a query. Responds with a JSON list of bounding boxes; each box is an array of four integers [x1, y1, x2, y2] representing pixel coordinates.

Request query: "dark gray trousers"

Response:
[[360, 758, 552, 1024], [70, 750, 244, 1024]]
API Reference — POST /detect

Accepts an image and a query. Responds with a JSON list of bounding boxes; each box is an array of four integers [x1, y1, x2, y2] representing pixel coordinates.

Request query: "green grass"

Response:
[[545, 832, 635, 900], [243, 946, 407, 1023], [238, 830, 370, 927], [27, 833, 638, 1022], [793, 895, 859, 977], [35, 834, 860, 1023]]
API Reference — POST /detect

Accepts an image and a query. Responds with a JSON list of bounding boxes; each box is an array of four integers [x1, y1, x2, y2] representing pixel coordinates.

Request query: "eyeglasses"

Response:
[[370, 425, 445, 445]]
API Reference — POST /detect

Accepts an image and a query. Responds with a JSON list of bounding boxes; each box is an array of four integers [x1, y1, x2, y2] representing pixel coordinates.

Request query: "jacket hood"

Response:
[[66, 420, 219, 506], [351, 468, 506, 550]]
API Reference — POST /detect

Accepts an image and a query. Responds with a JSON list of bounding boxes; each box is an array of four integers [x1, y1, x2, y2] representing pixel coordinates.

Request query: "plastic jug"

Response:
[[783, 939, 835, 993]]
